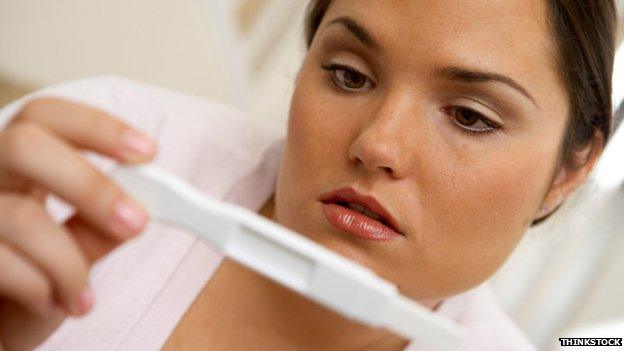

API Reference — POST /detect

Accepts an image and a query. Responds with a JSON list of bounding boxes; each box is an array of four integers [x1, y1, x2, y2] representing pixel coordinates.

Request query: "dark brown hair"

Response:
[[303, 0, 617, 225]]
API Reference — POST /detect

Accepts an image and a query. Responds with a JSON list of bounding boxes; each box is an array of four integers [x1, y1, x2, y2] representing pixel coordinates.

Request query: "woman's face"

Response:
[[273, 0, 570, 304]]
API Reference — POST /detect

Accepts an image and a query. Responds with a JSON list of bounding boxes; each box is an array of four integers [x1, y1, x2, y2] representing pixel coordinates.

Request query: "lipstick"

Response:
[[318, 187, 403, 241]]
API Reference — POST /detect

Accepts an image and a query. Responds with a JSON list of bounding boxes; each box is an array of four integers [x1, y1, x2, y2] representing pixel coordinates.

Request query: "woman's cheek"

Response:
[[278, 80, 343, 219], [287, 94, 336, 175], [451, 162, 547, 285], [287, 79, 357, 177]]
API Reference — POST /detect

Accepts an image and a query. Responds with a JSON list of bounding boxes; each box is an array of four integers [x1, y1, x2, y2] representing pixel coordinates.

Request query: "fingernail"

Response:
[[113, 200, 147, 234], [72, 286, 94, 316], [121, 129, 154, 156]]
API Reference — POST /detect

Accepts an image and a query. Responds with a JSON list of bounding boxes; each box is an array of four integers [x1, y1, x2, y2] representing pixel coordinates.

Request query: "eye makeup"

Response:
[[321, 63, 376, 93]]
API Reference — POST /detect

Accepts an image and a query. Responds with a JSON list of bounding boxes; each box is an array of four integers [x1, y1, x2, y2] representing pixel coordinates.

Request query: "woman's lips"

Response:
[[320, 188, 402, 241]]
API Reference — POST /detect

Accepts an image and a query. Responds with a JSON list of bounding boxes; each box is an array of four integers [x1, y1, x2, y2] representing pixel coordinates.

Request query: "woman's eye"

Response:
[[322, 64, 374, 92], [446, 106, 499, 133]]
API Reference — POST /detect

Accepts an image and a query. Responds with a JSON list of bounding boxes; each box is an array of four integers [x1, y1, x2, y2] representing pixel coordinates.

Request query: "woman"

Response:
[[0, 0, 617, 350]]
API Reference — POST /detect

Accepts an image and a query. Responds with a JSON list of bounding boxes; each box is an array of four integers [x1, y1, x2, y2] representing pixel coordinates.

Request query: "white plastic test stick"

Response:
[[112, 165, 465, 351]]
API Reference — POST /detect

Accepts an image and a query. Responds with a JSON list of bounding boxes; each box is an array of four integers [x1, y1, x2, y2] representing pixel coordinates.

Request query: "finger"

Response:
[[27, 186, 48, 204], [0, 299, 66, 351], [0, 168, 27, 192], [0, 194, 93, 316], [65, 215, 121, 265], [13, 97, 156, 163], [0, 122, 148, 240], [0, 243, 53, 316]]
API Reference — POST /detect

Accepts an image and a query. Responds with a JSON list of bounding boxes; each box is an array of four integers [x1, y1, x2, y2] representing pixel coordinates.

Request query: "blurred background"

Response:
[[1, 1, 624, 349], [0, 0, 308, 125]]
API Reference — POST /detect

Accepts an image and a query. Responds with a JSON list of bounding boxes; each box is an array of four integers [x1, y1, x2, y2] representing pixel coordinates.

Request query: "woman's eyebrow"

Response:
[[434, 66, 538, 107], [323, 16, 538, 108], [325, 16, 381, 52]]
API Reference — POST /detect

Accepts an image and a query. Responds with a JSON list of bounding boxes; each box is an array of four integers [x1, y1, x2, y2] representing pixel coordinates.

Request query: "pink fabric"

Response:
[[0, 77, 537, 351]]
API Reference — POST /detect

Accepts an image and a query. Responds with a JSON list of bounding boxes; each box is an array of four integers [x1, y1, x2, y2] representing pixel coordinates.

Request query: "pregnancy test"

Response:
[[112, 165, 465, 351]]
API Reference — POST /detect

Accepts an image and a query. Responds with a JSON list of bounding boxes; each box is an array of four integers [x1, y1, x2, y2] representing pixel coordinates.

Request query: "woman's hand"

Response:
[[0, 97, 156, 350]]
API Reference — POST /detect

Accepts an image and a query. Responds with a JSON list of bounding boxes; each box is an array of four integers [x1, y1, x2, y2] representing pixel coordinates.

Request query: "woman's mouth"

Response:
[[318, 187, 403, 241]]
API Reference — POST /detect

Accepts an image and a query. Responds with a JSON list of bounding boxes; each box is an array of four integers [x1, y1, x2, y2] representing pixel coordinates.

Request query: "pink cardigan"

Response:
[[0, 77, 537, 351]]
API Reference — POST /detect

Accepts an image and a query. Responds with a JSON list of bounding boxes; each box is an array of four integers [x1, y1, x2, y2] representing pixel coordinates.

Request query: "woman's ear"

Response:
[[535, 131, 605, 220]]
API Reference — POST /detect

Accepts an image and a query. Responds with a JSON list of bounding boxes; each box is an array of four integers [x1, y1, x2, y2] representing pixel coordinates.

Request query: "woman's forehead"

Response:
[[321, 0, 555, 65], [324, 0, 553, 29]]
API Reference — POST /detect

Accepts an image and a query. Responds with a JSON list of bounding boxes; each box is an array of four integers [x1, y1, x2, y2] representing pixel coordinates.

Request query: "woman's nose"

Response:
[[349, 142, 397, 177], [347, 95, 415, 179]]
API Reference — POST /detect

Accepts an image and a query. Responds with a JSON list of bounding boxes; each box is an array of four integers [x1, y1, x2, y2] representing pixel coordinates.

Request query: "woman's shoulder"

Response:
[[403, 283, 537, 351], [433, 283, 538, 351]]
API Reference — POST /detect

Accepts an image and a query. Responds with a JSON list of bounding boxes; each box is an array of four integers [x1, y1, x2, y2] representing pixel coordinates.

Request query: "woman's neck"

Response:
[[202, 258, 410, 350]]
